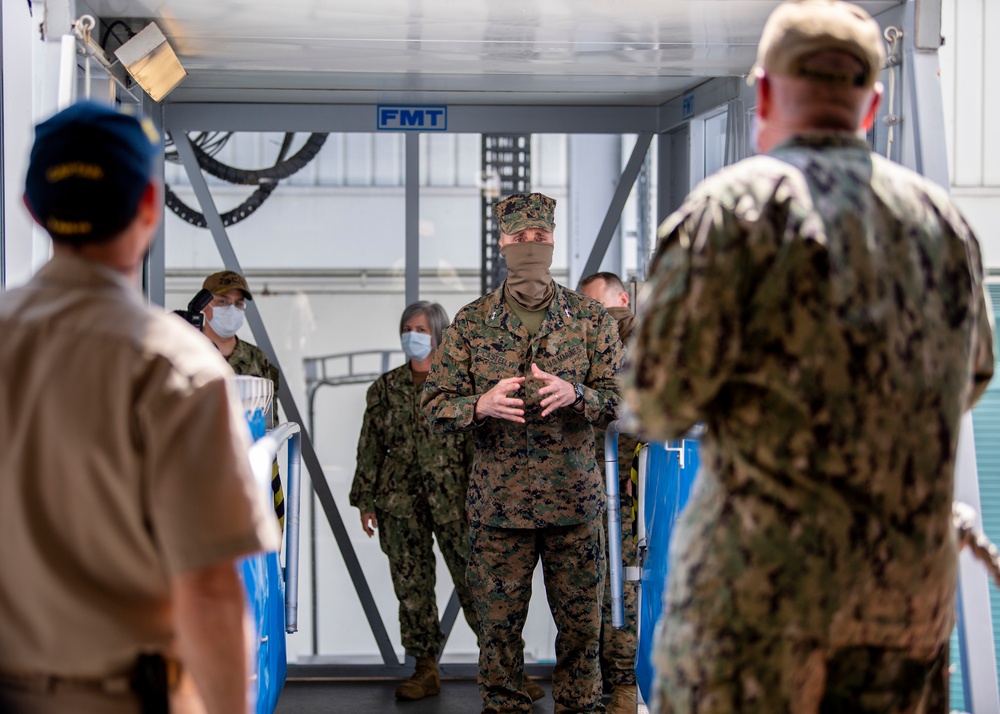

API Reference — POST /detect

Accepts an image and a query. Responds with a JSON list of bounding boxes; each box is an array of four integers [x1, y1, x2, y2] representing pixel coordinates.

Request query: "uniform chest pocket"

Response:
[[536, 341, 590, 383], [471, 348, 523, 388]]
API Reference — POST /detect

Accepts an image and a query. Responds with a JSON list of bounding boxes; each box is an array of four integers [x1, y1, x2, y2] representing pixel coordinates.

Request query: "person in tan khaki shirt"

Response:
[[0, 102, 279, 713]]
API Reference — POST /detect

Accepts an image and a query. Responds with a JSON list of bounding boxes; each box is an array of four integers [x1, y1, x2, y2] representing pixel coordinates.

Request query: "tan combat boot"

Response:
[[394, 656, 441, 700], [523, 673, 545, 701], [606, 683, 637, 714]]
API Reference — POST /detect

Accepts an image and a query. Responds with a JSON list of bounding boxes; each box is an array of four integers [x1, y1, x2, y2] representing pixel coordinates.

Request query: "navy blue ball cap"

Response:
[[25, 101, 161, 244]]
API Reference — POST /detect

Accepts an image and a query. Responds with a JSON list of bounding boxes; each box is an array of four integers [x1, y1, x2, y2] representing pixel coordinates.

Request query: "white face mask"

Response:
[[209, 305, 245, 338], [401, 331, 433, 361]]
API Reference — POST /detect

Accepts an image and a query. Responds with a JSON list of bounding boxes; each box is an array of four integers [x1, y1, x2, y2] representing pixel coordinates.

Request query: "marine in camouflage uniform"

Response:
[[423, 193, 623, 714], [350, 361, 478, 664], [624, 3, 995, 713], [580, 272, 640, 712]]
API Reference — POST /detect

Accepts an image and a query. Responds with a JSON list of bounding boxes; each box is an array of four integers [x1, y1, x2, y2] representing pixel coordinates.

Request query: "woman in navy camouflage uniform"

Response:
[[349, 301, 479, 701]]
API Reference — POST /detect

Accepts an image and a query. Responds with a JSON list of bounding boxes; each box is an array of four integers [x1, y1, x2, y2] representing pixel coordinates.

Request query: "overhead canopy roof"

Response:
[[85, 0, 904, 107]]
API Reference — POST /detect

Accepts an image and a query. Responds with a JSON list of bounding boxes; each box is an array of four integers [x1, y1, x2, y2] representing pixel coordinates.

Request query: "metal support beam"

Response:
[[656, 133, 671, 232], [904, 47, 950, 191], [174, 133, 400, 666], [569, 135, 622, 286], [0, 0, 5, 289], [636, 152, 652, 282], [438, 591, 461, 658], [142, 93, 166, 307], [954, 414, 998, 714], [577, 132, 653, 287], [914, 0, 943, 50], [405, 133, 419, 305], [2, 0, 39, 289], [657, 77, 743, 134], [164, 103, 658, 135]]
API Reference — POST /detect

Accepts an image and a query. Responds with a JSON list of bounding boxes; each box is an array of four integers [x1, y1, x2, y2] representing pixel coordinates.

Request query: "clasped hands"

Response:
[[474, 363, 582, 424]]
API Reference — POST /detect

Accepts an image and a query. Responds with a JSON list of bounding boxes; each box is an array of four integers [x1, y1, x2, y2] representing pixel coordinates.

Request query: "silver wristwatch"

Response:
[[572, 382, 585, 407]]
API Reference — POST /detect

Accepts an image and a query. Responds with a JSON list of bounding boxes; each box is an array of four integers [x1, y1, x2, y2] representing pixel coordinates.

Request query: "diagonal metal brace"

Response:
[[174, 133, 400, 666]]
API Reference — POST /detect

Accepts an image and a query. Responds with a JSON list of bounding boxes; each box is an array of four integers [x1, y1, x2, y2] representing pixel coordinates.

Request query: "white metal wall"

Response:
[[1, 0, 44, 287], [939, 0, 1000, 268]]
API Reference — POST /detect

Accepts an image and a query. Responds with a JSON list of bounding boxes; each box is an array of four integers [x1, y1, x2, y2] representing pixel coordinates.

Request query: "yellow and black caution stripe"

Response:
[[630, 444, 643, 543], [272, 460, 285, 531]]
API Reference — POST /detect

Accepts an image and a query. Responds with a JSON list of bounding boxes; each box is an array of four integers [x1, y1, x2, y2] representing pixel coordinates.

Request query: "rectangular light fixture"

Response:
[[114, 23, 187, 102]]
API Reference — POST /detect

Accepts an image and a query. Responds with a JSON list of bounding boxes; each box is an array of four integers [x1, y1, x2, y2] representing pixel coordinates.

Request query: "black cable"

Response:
[[276, 133, 295, 164], [164, 133, 328, 228], [164, 183, 278, 229], [187, 132, 328, 185], [100, 19, 134, 51], [165, 132, 231, 162]]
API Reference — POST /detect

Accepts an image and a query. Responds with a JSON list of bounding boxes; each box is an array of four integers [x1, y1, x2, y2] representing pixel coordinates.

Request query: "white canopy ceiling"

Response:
[[82, 0, 904, 107]]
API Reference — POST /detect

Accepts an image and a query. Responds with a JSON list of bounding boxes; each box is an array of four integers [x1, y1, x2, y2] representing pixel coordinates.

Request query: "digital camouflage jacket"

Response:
[[351, 364, 473, 524], [227, 337, 278, 391], [422, 283, 623, 529], [626, 132, 995, 657]]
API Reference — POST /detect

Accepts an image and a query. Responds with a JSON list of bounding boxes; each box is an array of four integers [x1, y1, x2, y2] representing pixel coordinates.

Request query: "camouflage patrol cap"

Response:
[[203, 270, 254, 300], [493, 193, 556, 235], [750, 0, 886, 88]]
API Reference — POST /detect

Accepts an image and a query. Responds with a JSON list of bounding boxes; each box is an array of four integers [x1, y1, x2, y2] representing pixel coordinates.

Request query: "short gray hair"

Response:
[[399, 301, 450, 348]]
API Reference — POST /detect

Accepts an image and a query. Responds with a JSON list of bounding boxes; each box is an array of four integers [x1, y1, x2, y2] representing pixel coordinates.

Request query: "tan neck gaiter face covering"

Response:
[[607, 306, 632, 322], [501, 242, 555, 311], [607, 306, 636, 342]]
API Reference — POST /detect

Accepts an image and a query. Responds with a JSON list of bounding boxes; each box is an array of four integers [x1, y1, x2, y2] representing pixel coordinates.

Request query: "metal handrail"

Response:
[[605, 419, 627, 629], [304, 349, 404, 457], [301, 348, 405, 655], [248, 421, 303, 633], [303, 349, 403, 389]]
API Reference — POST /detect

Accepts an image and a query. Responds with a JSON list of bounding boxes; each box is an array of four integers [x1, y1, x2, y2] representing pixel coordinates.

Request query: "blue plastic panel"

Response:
[[240, 408, 287, 713], [636, 440, 700, 705]]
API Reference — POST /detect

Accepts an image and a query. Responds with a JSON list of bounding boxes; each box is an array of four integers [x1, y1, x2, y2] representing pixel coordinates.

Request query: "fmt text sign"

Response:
[[377, 106, 448, 131]]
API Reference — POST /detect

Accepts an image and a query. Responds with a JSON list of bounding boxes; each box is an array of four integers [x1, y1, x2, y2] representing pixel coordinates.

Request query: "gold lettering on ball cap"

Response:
[[46, 162, 104, 183], [46, 217, 93, 235]]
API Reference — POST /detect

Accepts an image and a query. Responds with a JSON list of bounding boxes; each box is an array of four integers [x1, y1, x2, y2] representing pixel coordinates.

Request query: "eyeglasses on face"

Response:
[[211, 297, 247, 310]]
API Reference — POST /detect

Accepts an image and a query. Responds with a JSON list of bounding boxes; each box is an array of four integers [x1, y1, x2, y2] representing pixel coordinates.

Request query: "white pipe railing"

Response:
[[605, 419, 626, 629], [247, 422, 303, 633]]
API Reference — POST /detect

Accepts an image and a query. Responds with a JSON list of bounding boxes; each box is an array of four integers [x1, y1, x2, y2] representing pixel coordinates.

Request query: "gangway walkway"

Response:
[[276, 678, 554, 713]]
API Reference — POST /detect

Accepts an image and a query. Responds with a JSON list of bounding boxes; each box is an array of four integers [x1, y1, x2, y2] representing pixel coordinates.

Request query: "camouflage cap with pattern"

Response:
[[750, 0, 886, 88], [203, 270, 254, 300], [493, 193, 556, 235]]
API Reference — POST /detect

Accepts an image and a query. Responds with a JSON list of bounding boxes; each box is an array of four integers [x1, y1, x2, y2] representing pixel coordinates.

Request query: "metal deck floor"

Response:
[[275, 677, 554, 714]]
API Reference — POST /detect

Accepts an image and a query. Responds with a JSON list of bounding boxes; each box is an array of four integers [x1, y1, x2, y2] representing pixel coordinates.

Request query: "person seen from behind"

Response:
[[625, 2, 994, 712], [0, 101, 279, 714]]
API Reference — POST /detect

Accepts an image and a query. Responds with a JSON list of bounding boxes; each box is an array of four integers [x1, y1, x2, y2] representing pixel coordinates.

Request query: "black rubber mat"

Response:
[[276, 678, 555, 713]]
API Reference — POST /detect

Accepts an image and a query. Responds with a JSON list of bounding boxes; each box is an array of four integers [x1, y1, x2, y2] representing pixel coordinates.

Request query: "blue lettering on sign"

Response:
[[682, 91, 695, 120], [377, 106, 448, 131]]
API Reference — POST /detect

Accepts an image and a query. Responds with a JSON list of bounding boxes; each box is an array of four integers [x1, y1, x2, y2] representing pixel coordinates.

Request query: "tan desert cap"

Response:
[[750, 0, 886, 88], [203, 270, 254, 300]]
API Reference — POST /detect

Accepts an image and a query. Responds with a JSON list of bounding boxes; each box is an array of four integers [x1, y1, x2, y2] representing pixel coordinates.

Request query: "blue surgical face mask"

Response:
[[209, 305, 245, 338], [401, 331, 433, 361]]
